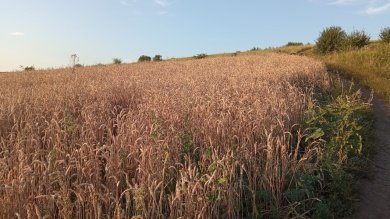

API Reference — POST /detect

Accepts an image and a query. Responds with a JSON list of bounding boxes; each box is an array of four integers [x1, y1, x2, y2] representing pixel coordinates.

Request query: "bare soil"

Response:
[[353, 95, 390, 219]]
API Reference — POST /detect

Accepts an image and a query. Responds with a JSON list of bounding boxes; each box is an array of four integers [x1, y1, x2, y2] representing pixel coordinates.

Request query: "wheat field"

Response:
[[0, 54, 329, 218]]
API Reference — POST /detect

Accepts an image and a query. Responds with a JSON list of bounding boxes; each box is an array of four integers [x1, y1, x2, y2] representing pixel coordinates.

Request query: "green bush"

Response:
[[346, 30, 370, 49], [138, 55, 152, 62], [113, 58, 122, 64], [303, 81, 373, 217], [316, 26, 347, 54], [194, 54, 207, 59], [286, 42, 304, 46], [153, 55, 163, 62], [379, 27, 390, 43]]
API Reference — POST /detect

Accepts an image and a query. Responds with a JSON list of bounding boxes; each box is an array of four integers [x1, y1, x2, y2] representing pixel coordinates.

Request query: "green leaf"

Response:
[[306, 128, 325, 142], [217, 177, 227, 185]]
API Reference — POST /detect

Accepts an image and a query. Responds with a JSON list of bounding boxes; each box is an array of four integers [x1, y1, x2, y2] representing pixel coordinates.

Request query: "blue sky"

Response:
[[0, 0, 389, 71]]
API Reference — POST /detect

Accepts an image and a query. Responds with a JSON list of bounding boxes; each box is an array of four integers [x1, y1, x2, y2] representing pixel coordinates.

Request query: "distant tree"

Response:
[[113, 58, 122, 64], [286, 42, 304, 46], [138, 55, 152, 62], [25, 66, 35, 71], [346, 30, 370, 49], [316, 26, 347, 54], [193, 54, 207, 59], [153, 55, 163, 61], [379, 27, 390, 43], [74, 64, 83, 68], [20, 65, 35, 71]]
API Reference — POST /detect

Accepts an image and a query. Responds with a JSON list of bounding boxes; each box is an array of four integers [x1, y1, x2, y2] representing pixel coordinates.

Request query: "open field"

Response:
[[1, 1, 385, 217], [0, 54, 334, 218]]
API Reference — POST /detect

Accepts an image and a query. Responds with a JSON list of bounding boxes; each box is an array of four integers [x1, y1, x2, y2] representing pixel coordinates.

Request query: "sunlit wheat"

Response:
[[0, 54, 329, 218]]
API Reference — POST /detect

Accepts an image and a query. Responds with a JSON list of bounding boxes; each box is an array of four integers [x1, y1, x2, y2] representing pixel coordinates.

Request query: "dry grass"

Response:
[[0, 54, 329, 218], [318, 43, 390, 103]]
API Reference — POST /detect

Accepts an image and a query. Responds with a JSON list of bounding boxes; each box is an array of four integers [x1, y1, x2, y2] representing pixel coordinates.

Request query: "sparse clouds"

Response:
[[154, 0, 174, 16], [119, 0, 144, 15], [330, 0, 358, 5], [319, 0, 390, 15], [154, 0, 172, 7], [119, 0, 138, 7], [10, 32, 25, 37], [364, 2, 390, 14], [117, 0, 175, 16], [120, 1, 130, 6]]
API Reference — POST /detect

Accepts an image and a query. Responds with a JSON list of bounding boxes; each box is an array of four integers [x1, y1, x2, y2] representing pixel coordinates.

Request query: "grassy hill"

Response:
[[262, 42, 390, 103], [316, 43, 390, 103]]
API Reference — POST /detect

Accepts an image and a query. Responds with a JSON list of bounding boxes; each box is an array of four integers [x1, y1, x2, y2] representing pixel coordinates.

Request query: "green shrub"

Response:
[[153, 55, 163, 62], [346, 30, 370, 49], [379, 27, 390, 43], [113, 58, 122, 64], [74, 64, 83, 68], [194, 54, 207, 59], [286, 42, 304, 46], [303, 81, 373, 217], [316, 26, 347, 54], [138, 55, 151, 62]]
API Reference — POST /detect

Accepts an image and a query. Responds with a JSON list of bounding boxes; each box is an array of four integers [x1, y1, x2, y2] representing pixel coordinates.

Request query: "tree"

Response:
[[153, 55, 163, 62], [20, 65, 35, 71], [379, 27, 390, 43], [113, 58, 122, 64], [138, 55, 151, 62], [193, 54, 207, 59], [346, 30, 370, 49], [316, 26, 347, 54]]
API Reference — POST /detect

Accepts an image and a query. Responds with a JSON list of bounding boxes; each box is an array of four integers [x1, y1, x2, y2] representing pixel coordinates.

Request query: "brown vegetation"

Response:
[[0, 54, 329, 218]]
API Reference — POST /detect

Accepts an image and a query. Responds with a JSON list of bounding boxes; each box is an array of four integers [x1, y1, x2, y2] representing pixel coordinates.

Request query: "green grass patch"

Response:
[[267, 42, 390, 103], [315, 43, 390, 103]]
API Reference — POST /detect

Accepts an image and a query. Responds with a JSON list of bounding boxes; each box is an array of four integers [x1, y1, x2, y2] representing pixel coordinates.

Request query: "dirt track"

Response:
[[353, 95, 390, 219]]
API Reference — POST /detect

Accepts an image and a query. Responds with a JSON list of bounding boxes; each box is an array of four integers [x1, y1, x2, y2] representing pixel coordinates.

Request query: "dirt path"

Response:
[[353, 95, 390, 218]]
